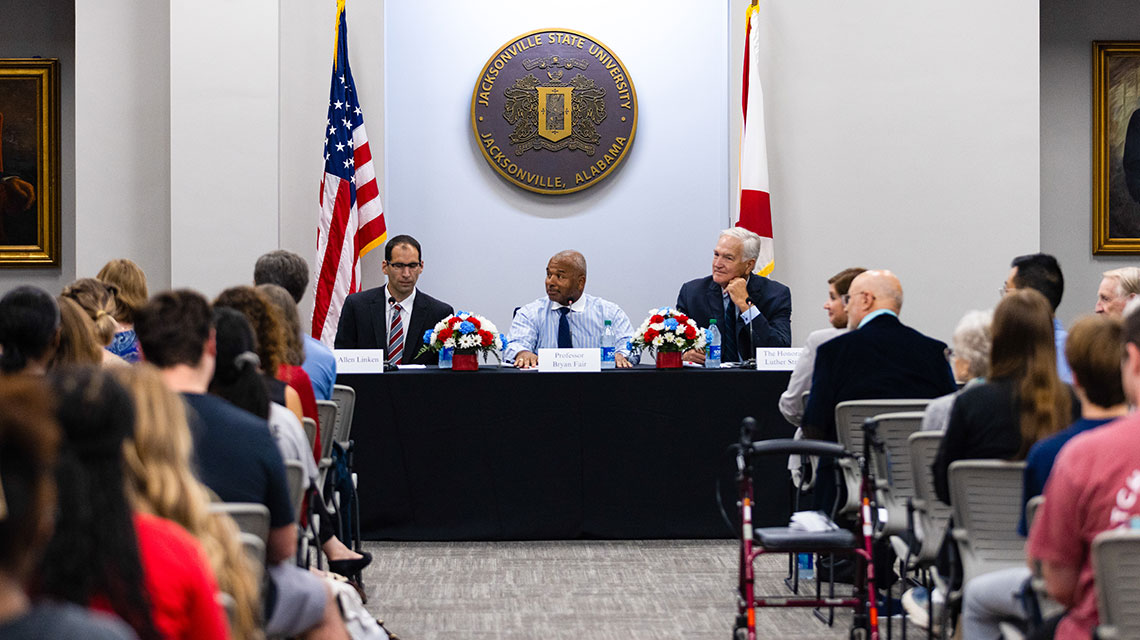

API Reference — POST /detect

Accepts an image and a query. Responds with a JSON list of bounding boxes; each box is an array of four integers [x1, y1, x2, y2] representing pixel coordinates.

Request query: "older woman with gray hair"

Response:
[[921, 309, 993, 432]]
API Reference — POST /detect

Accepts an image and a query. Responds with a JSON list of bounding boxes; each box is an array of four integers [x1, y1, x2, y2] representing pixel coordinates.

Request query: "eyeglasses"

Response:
[[387, 262, 422, 271], [842, 290, 870, 306]]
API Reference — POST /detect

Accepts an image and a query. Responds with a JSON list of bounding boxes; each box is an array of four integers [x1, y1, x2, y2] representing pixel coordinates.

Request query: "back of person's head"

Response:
[[952, 309, 993, 381], [96, 259, 148, 324], [1011, 253, 1064, 312], [1066, 314, 1126, 409], [135, 289, 212, 369], [385, 234, 423, 261], [0, 376, 59, 579], [828, 267, 866, 297], [114, 363, 262, 637], [209, 307, 270, 420], [253, 250, 310, 304], [41, 366, 158, 640], [51, 296, 105, 368], [214, 285, 286, 375], [0, 285, 59, 374], [257, 283, 305, 366], [990, 289, 1071, 458], [61, 278, 120, 346]]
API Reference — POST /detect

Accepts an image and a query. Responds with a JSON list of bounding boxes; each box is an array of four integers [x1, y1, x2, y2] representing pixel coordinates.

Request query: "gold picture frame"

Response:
[[0, 58, 60, 267]]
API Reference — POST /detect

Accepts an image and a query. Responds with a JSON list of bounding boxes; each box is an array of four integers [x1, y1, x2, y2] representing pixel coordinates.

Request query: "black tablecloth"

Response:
[[338, 365, 796, 540]]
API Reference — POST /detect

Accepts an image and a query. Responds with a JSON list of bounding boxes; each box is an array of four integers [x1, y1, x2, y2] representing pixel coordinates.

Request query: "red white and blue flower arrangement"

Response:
[[418, 311, 508, 370], [630, 307, 706, 368]]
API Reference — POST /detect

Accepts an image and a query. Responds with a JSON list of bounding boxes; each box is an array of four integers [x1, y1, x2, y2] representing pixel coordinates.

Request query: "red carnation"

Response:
[[650, 314, 665, 324], [479, 330, 493, 346], [684, 325, 697, 340], [448, 317, 463, 328], [439, 328, 454, 342], [645, 328, 659, 341], [676, 314, 689, 324], [468, 316, 482, 329]]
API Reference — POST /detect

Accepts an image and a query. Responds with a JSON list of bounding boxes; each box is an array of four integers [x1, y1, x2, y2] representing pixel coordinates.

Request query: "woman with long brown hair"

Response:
[[932, 289, 1077, 503], [61, 279, 126, 366], [113, 364, 263, 640]]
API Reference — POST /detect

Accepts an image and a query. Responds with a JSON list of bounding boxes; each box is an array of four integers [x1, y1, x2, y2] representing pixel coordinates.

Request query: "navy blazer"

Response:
[[801, 313, 956, 442], [333, 286, 454, 365], [675, 273, 792, 358]]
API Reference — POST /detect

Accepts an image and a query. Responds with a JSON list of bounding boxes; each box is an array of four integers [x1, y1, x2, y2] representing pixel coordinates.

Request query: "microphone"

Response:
[[740, 417, 756, 450], [388, 296, 396, 305]]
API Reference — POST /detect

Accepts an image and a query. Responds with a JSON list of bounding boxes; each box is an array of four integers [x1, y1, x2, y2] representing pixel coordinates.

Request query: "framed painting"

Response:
[[0, 58, 59, 267]]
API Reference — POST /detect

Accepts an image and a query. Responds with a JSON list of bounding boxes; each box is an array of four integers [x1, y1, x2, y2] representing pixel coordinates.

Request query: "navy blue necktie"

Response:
[[557, 307, 573, 348], [722, 297, 738, 362]]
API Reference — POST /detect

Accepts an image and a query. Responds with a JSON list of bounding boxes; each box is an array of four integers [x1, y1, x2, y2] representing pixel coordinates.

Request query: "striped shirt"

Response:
[[504, 294, 635, 362]]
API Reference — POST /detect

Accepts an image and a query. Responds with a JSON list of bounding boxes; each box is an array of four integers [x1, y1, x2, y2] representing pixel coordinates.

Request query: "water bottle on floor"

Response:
[[705, 319, 721, 368], [601, 320, 616, 369], [797, 553, 814, 580]]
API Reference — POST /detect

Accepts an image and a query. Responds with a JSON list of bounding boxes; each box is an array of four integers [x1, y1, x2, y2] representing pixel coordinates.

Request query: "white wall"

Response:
[[736, 0, 1040, 343], [1041, 0, 1140, 326], [75, 0, 170, 289], [385, 0, 730, 335]]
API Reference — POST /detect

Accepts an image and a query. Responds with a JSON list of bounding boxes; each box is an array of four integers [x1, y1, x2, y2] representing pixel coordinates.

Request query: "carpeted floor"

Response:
[[359, 540, 918, 639]]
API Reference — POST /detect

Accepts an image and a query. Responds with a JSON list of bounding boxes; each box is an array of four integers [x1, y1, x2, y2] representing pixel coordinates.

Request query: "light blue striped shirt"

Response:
[[504, 294, 635, 362]]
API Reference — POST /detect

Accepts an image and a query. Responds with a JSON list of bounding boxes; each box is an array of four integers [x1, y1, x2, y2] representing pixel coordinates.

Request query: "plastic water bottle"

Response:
[[705, 319, 722, 368], [438, 347, 453, 369], [797, 553, 814, 580], [600, 320, 616, 369]]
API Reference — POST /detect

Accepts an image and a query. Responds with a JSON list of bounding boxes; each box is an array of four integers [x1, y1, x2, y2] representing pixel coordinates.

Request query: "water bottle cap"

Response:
[[604, 319, 612, 326], [709, 318, 717, 324]]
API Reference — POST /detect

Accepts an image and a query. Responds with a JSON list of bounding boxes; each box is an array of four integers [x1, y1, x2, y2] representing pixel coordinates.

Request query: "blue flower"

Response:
[[456, 310, 469, 318], [499, 334, 509, 349], [664, 318, 679, 331], [459, 321, 476, 333], [423, 329, 434, 344]]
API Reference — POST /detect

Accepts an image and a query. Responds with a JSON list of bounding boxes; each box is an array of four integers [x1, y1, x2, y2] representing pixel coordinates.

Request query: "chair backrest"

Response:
[[330, 383, 357, 444], [1094, 528, 1140, 638], [316, 399, 339, 461], [908, 431, 952, 564], [237, 532, 266, 580], [865, 411, 925, 537], [209, 502, 270, 545], [835, 399, 932, 454], [949, 459, 1027, 583], [284, 459, 307, 520], [302, 417, 317, 453]]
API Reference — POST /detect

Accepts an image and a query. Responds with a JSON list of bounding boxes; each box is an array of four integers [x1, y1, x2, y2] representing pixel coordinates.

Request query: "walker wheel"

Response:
[[849, 628, 867, 640]]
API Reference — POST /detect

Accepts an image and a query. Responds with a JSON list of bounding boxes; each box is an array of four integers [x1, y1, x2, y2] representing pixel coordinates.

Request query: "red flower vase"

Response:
[[452, 352, 479, 371], [656, 351, 682, 369]]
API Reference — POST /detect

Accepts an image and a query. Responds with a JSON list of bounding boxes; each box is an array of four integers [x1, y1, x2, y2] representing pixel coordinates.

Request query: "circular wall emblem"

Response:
[[471, 29, 637, 195]]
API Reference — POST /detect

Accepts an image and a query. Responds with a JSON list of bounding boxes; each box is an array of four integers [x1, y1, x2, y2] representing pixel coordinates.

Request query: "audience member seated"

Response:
[[932, 289, 1077, 505], [1003, 253, 1071, 383], [50, 296, 105, 368], [677, 227, 791, 364], [257, 283, 323, 459], [135, 290, 349, 639], [920, 309, 993, 432], [96, 258, 148, 363], [1094, 266, 1140, 317], [1027, 301, 1140, 638], [0, 286, 59, 375], [115, 363, 262, 640], [0, 375, 138, 640], [253, 250, 337, 400], [60, 279, 127, 367], [39, 366, 228, 640], [960, 313, 1127, 639]]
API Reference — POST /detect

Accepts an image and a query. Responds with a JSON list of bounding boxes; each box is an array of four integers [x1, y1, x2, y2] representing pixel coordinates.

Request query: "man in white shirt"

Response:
[[505, 250, 635, 369]]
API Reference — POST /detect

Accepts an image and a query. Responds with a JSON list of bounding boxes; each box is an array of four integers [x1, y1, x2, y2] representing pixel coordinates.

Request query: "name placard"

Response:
[[755, 348, 803, 371], [538, 348, 601, 372], [334, 349, 386, 374]]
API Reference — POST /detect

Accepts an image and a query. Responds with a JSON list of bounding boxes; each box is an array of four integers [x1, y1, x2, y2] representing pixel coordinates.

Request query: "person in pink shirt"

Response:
[[1028, 300, 1140, 638]]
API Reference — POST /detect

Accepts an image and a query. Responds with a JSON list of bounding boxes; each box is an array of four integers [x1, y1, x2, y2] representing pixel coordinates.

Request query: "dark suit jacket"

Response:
[[801, 313, 957, 442], [675, 274, 792, 358], [333, 286, 454, 365]]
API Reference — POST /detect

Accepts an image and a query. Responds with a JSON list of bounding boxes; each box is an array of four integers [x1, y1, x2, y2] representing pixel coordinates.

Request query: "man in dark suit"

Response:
[[802, 269, 956, 443], [676, 227, 791, 363], [334, 234, 453, 365]]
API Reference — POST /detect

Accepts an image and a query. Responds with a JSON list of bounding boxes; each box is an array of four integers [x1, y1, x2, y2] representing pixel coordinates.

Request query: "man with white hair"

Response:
[[1095, 266, 1140, 317], [676, 228, 791, 363]]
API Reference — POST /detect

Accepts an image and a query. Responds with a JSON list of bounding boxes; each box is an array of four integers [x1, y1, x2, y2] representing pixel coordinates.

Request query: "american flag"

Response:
[[311, 0, 386, 345], [738, 1, 774, 276]]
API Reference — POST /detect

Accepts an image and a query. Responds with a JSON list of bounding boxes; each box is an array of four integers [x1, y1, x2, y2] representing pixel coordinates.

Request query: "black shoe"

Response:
[[328, 551, 372, 576]]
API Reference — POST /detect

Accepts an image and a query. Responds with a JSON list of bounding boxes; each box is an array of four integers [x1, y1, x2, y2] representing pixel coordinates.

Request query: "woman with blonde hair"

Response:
[[51, 296, 105, 368], [114, 364, 263, 640], [61, 278, 126, 366], [97, 258, 148, 362]]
